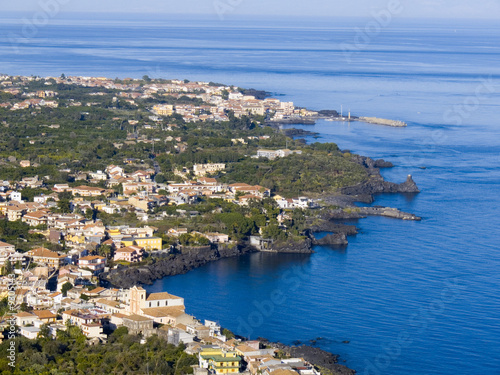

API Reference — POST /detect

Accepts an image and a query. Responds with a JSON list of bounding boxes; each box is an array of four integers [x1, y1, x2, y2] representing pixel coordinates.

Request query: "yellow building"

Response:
[[121, 236, 162, 250], [153, 104, 174, 116], [66, 234, 86, 245], [199, 349, 241, 375]]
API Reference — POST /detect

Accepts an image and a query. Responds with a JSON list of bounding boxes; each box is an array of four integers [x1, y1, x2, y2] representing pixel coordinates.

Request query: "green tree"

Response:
[[3, 259, 13, 275], [85, 208, 94, 220], [61, 282, 73, 297]]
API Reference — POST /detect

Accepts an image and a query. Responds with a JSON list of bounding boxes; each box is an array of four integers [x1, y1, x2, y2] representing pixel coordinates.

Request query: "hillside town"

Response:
[[2, 273, 323, 375], [0, 74, 370, 374], [0, 74, 319, 124]]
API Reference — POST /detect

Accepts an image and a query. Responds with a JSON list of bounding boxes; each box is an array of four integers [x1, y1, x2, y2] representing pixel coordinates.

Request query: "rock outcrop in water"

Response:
[[268, 237, 314, 253], [341, 174, 419, 196]]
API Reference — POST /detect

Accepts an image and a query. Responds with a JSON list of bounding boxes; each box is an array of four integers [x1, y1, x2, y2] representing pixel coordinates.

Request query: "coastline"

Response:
[[267, 114, 407, 128], [100, 155, 420, 287]]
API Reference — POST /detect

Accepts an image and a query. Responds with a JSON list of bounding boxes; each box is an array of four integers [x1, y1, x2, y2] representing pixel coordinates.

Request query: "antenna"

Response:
[[341, 105, 343, 117]]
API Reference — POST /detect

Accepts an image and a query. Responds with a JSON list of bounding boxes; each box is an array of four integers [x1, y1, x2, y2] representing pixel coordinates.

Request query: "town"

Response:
[[0, 74, 368, 374]]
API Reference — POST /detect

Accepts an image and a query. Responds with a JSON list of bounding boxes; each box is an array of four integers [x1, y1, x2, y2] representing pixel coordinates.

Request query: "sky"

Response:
[[3, 0, 500, 20]]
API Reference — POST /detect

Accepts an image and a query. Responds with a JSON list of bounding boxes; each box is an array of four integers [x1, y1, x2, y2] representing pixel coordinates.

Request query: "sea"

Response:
[[1, 12, 499, 374]]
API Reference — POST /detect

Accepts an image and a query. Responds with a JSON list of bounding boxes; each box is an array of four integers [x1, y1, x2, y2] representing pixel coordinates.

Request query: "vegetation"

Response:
[[0, 329, 197, 375]]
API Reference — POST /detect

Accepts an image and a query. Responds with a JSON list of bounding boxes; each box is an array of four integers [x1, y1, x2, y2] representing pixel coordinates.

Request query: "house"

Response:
[[19, 326, 41, 339], [62, 309, 98, 326], [22, 210, 49, 226], [199, 348, 242, 375], [9, 191, 22, 202], [52, 184, 70, 192], [81, 322, 104, 338], [15, 312, 38, 326], [48, 292, 63, 306], [256, 149, 302, 160], [186, 324, 211, 339], [26, 248, 65, 269], [0, 241, 15, 267], [32, 309, 57, 324], [193, 163, 226, 177], [78, 256, 106, 275], [203, 233, 229, 244], [167, 228, 188, 237], [105, 165, 124, 177], [5, 203, 27, 221], [96, 299, 127, 315], [114, 245, 145, 263], [228, 183, 270, 198]]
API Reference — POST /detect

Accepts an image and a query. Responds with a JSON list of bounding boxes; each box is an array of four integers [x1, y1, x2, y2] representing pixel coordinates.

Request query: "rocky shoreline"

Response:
[[100, 243, 256, 288], [101, 155, 421, 287], [261, 340, 356, 375]]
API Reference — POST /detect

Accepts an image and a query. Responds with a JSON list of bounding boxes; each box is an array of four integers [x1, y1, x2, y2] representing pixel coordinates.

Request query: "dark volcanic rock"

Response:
[[269, 342, 355, 375], [373, 159, 394, 168], [309, 222, 358, 235], [100, 244, 255, 288], [240, 88, 269, 100], [282, 128, 319, 137], [318, 109, 340, 117], [271, 238, 314, 253], [341, 175, 420, 196], [314, 233, 348, 247]]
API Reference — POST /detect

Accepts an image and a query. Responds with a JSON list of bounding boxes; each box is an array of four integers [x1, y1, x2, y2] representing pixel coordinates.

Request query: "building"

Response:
[[199, 348, 242, 375], [26, 248, 65, 269], [15, 311, 38, 326], [71, 186, 107, 197], [22, 210, 49, 226], [0, 241, 15, 267], [19, 326, 41, 339], [203, 233, 229, 244], [114, 245, 145, 263], [193, 164, 226, 177], [78, 255, 106, 275], [128, 286, 184, 315], [256, 149, 302, 160], [153, 104, 174, 116], [32, 309, 57, 324], [121, 236, 162, 250], [122, 314, 154, 335]]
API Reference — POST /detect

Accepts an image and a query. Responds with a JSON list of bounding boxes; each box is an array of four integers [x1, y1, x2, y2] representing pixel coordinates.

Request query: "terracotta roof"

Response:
[[97, 299, 121, 308], [123, 314, 153, 322], [32, 310, 56, 319], [16, 312, 36, 318], [27, 248, 64, 259], [141, 306, 185, 318], [146, 292, 183, 301]]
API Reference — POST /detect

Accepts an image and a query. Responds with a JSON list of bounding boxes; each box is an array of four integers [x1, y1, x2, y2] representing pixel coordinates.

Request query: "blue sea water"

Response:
[[1, 13, 499, 374]]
